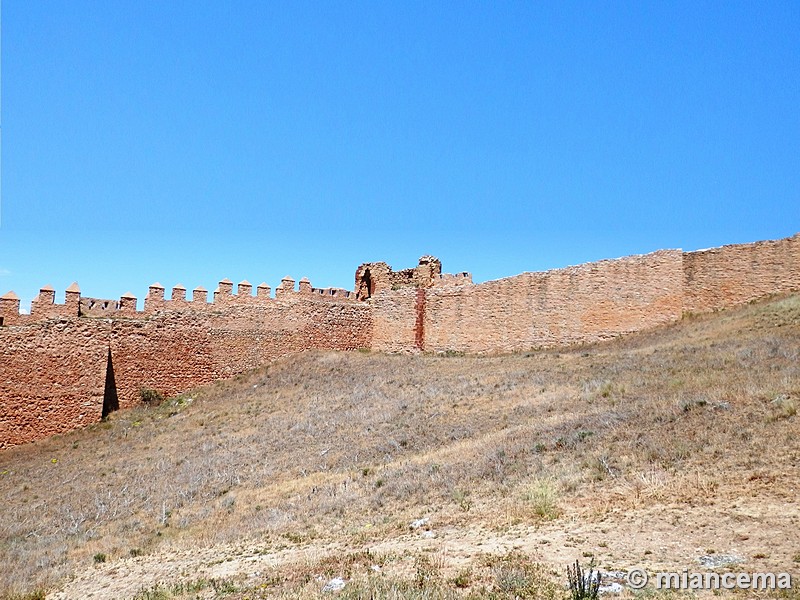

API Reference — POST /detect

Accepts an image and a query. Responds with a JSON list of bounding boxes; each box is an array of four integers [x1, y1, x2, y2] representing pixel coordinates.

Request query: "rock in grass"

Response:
[[322, 577, 346, 592]]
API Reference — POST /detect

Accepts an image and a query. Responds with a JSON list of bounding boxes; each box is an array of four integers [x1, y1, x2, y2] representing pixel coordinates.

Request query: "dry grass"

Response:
[[125, 549, 566, 600], [1, 295, 799, 598]]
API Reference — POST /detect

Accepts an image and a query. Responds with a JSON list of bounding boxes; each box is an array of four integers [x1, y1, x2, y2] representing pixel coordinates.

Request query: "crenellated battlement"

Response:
[[0, 291, 21, 326], [1, 273, 360, 325], [1, 232, 798, 449]]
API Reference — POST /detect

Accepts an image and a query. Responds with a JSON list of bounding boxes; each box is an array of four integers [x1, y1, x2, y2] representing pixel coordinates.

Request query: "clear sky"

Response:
[[1, 1, 798, 310]]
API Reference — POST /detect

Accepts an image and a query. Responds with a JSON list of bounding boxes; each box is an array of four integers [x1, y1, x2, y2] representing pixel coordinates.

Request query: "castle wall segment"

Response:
[[682, 233, 800, 313], [1, 233, 798, 448], [0, 277, 372, 447], [418, 249, 684, 353]]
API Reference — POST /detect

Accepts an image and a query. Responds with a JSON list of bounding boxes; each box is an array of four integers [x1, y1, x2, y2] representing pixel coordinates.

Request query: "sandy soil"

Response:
[[50, 491, 799, 599]]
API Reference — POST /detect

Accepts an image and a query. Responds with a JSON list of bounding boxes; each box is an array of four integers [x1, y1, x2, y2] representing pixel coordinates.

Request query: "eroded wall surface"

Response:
[[683, 235, 800, 313], [369, 288, 419, 353], [0, 320, 108, 447], [421, 250, 684, 353], [0, 292, 371, 448]]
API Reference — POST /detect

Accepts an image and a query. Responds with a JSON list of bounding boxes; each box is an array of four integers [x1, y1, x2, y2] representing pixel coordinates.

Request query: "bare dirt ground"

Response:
[[1, 294, 798, 599], [50, 488, 799, 599]]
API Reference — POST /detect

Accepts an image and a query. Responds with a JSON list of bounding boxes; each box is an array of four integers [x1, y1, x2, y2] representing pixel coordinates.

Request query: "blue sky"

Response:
[[1, 1, 798, 310]]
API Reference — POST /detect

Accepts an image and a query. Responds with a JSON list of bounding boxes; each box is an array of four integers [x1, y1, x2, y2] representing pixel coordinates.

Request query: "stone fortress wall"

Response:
[[0, 278, 371, 448], [1, 233, 798, 447]]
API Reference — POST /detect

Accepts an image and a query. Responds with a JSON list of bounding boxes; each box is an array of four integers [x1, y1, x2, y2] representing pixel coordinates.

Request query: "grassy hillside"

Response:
[[1, 295, 799, 599]]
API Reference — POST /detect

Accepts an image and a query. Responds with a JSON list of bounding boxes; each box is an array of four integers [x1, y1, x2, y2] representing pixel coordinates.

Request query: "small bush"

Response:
[[523, 479, 560, 520], [489, 552, 563, 599], [414, 555, 441, 589], [452, 489, 472, 512], [768, 394, 797, 421], [139, 387, 165, 406], [132, 583, 171, 600], [451, 569, 472, 588], [93, 552, 107, 564], [566, 559, 599, 600]]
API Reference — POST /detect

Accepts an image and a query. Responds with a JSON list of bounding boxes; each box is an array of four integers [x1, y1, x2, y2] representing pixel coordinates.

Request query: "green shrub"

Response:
[[451, 569, 472, 588], [139, 387, 164, 406], [452, 489, 473, 512], [566, 559, 599, 600], [523, 479, 560, 520], [488, 552, 563, 599]]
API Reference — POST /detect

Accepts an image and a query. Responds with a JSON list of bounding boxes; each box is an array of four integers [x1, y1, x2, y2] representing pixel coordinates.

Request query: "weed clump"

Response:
[[523, 479, 561, 520], [139, 387, 164, 406], [566, 558, 599, 600]]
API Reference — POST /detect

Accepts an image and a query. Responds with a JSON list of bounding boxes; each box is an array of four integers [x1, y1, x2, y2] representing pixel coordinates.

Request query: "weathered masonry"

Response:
[[1, 233, 798, 448]]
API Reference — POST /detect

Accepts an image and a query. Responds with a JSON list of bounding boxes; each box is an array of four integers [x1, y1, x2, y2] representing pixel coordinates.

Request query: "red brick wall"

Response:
[[0, 320, 108, 447], [0, 292, 371, 448]]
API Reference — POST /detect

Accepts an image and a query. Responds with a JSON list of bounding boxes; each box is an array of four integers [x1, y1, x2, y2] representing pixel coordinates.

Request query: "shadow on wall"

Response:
[[359, 269, 373, 300], [102, 349, 119, 418]]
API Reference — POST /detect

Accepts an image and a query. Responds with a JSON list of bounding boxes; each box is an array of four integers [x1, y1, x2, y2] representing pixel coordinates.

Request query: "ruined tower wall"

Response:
[[368, 288, 419, 353]]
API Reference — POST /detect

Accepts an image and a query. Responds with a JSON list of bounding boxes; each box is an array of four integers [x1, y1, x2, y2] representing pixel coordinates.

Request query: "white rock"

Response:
[[322, 577, 346, 592], [410, 517, 429, 529], [599, 582, 624, 594]]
